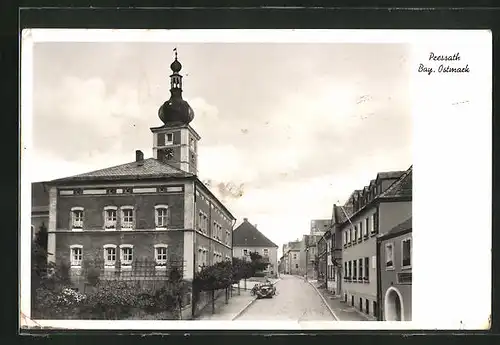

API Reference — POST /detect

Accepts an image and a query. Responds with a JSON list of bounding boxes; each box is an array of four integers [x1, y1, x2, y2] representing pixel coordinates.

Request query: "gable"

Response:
[[233, 221, 278, 248]]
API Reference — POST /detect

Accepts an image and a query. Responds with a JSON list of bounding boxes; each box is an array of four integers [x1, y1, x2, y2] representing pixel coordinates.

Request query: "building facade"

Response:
[[36, 54, 236, 292], [284, 241, 301, 275], [300, 234, 322, 278], [310, 219, 330, 236], [340, 167, 412, 319], [378, 217, 412, 321], [232, 218, 279, 277]]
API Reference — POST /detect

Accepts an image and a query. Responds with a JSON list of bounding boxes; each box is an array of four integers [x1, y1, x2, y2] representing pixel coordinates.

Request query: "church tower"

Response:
[[151, 50, 200, 175]]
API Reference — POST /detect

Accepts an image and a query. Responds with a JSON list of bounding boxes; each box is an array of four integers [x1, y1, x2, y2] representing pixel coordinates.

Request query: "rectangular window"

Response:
[[165, 133, 173, 145], [343, 231, 347, 245], [243, 249, 248, 256], [70, 246, 82, 266], [122, 209, 134, 229], [295, 264, 298, 269], [358, 222, 362, 240], [370, 214, 375, 233], [156, 207, 169, 228], [72, 210, 84, 228], [263, 248, 269, 257], [353, 225, 358, 242], [104, 247, 116, 266], [198, 212, 203, 231], [358, 258, 363, 279], [155, 246, 168, 265], [293, 253, 297, 259], [353, 260, 357, 280], [344, 262, 348, 277], [105, 209, 117, 228], [347, 229, 351, 244], [402, 238, 412, 268], [385, 243, 394, 269], [364, 218, 369, 237], [121, 247, 133, 266], [372, 255, 377, 269], [364, 257, 369, 281]]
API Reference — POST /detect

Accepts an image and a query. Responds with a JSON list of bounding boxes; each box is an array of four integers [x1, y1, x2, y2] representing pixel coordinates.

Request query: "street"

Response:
[[234, 275, 336, 321]]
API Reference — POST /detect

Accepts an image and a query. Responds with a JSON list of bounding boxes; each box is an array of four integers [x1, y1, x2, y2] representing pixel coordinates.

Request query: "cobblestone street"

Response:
[[235, 275, 336, 321]]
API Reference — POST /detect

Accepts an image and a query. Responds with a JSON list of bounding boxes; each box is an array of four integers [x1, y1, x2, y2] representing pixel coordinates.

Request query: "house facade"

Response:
[[284, 241, 301, 275], [37, 54, 236, 292], [300, 234, 323, 278], [378, 217, 412, 321], [232, 218, 279, 277], [340, 167, 412, 319]]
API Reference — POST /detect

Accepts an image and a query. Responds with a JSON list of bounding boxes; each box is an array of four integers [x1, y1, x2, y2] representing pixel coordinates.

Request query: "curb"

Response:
[[307, 280, 340, 321], [231, 297, 258, 320]]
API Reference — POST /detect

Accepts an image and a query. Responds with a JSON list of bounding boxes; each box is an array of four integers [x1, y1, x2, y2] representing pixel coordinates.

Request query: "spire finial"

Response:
[[174, 47, 178, 60]]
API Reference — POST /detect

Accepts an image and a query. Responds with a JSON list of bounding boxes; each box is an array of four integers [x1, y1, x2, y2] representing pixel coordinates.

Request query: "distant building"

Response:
[[341, 166, 412, 320], [232, 218, 279, 277], [284, 241, 301, 275], [377, 217, 412, 321], [300, 234, 323, 278], [310, 219, 330, 236]]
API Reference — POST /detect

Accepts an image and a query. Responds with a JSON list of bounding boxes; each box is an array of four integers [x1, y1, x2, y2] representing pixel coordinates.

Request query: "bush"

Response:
[[82, 280, 140, 319]]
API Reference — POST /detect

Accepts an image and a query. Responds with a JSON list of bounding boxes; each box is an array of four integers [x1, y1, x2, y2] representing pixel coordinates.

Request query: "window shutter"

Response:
[[372, 255, 376, 269]]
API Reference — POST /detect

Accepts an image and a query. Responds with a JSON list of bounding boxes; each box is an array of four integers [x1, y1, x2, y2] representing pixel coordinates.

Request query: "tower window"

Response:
[[190, 137, 195, 150], [165, 133, 173, 145]]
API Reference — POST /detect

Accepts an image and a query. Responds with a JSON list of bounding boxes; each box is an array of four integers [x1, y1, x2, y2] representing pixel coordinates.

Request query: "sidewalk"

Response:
[[196, 288, 255, 320], [309, 281, 375, 321]]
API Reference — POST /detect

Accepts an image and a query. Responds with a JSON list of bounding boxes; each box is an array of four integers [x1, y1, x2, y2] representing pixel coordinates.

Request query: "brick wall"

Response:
[[56, 193, 184, 230]]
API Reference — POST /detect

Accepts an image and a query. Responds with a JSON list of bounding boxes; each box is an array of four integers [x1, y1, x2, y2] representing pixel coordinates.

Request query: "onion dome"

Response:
[[158, 49, 194, 126]]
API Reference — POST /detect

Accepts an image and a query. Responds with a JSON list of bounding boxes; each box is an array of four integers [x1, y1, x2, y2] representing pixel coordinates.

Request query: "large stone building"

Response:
[[232, 218, 278, 277], [340, 166, 412, 320], [32, 54, 236, 288]]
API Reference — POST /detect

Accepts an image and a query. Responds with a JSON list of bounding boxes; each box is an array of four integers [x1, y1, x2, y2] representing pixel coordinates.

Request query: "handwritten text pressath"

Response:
[[418, 52, 470, 75]]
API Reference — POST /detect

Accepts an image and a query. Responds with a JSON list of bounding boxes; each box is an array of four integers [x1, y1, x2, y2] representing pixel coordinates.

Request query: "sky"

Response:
[[30, 42, 412, 254]]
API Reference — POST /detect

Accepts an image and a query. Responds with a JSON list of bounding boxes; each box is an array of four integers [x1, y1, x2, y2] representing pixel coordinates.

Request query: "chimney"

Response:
[[136, 150, 144, 162], [243, 218, 248, 222]]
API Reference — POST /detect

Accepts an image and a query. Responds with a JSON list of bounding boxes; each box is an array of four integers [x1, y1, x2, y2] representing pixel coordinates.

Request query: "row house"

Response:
[[311, 166, 412, 320], [282, 241, 301, 275], [33, 54, 236, 299], [340, 166, 412, 320]]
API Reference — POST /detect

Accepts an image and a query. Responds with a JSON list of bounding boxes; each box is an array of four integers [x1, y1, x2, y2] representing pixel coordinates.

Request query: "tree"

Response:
[[34, 222, 48, 252], [249, 251, 269, 275], [231, 257, 253, 294], [193, 261, 233, 314]]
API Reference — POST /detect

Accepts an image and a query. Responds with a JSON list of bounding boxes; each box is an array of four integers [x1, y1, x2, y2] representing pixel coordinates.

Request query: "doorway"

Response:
[[384, 287, 404, 321]]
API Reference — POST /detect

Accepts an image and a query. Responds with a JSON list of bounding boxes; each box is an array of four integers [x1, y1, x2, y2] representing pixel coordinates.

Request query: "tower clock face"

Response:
[[165, 148, 174, 160]]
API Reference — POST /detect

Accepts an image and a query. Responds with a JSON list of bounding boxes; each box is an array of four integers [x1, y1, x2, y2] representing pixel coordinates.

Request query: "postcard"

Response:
[[20, 29, 491, 331]]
